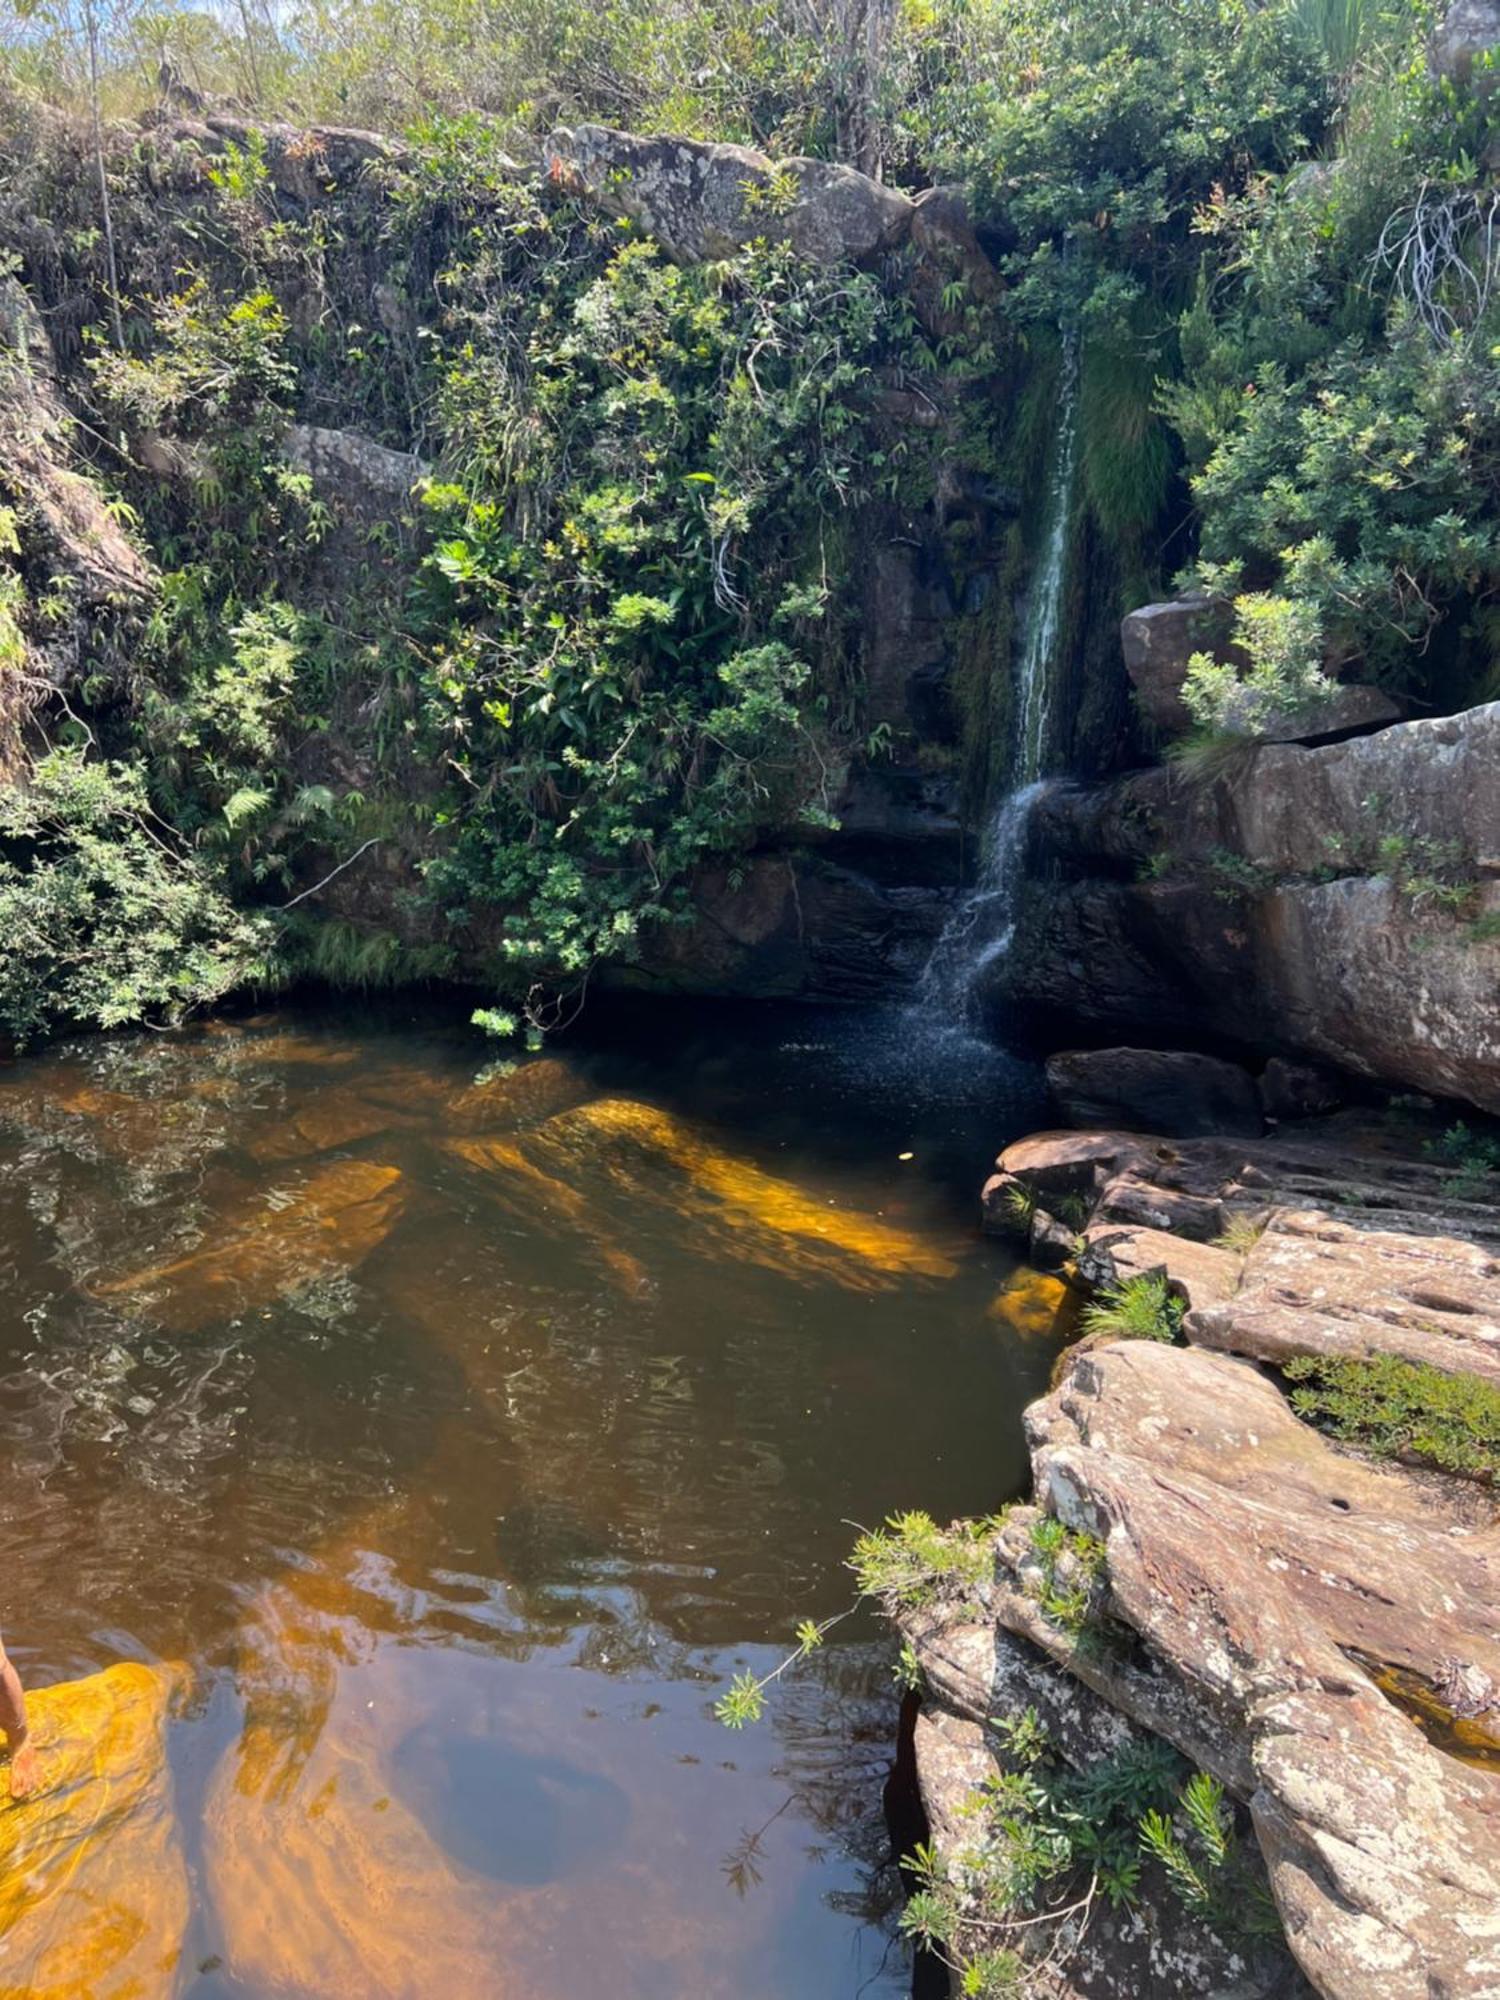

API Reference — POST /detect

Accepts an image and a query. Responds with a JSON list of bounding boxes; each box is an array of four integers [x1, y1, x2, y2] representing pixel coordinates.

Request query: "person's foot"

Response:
[[8, 1740, 42, 1801]]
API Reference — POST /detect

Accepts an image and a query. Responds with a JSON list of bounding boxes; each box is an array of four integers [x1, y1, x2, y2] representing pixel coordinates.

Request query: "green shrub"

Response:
[[0, 748, 278, 1044], [1283, 1352, 1500, 1480]]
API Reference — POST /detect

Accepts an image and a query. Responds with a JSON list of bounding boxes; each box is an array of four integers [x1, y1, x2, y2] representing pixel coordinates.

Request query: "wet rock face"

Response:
[[1000, 702, 1500, 1114]]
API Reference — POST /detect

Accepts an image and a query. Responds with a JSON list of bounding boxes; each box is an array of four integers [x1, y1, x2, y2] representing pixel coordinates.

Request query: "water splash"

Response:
[[912, 338, 1079, 1035]]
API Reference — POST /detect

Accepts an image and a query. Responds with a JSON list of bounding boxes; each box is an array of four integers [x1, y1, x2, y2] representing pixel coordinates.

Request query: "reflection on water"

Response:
[[0, 998, 1052, 1997]]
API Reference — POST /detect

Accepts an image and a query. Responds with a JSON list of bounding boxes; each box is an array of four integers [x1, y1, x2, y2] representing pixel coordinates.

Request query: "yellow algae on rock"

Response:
[[987, 1268, 1081, 1343], [95, 1159, 405, 1327], [0, 1661, 190, 2000]]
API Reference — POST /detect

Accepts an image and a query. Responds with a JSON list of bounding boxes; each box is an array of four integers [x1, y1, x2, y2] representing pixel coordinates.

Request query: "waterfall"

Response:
[[1012, 336, 1079, 787], [914, 339, 1079, 1034]]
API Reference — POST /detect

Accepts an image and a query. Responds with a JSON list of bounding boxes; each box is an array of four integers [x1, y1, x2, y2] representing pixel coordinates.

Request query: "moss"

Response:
[[1283, 1352, 1500, 1481]]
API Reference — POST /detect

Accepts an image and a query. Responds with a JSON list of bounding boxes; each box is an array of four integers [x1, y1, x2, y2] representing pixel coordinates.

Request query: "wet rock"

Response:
[[987, 1268, 1079, 1342], [450, 1095, 958, 1293], [1046, 1046, 1263, 1139], [0, 1662, 190, 2000]]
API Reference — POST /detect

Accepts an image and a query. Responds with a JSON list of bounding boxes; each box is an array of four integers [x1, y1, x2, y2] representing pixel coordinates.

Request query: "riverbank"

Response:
[[896, 1106, 1500, 1999]]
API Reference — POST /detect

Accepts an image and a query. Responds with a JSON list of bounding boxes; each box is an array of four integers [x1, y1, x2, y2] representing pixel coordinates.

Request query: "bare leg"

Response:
[[0, 1642, 42, 1800]]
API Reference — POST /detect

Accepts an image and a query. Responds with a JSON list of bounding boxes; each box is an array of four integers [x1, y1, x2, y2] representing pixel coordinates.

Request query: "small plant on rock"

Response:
[[1079, 1273, 1185, 1344]]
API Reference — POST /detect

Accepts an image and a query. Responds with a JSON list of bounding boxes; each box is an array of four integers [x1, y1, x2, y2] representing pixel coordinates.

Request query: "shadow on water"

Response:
[[0, 994, 1056, 1998]]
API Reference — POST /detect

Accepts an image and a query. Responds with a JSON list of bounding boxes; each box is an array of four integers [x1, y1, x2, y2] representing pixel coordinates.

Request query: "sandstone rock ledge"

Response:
[[905, 1128, 1500, 1999]]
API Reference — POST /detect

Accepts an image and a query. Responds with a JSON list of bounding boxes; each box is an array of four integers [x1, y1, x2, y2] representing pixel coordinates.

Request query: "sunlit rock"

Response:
[[94, 1159, 405, 1327], [449, 1096, 958, 1292], [0, 1662, 190, 2000]]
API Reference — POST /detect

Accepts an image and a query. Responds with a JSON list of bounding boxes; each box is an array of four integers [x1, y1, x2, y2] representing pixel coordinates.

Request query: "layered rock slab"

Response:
[[1025, 1341, 1500, 2000]]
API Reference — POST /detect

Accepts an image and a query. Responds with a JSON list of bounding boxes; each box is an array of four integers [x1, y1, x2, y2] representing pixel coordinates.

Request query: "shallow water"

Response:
[[0, 997, 1063, 1998]]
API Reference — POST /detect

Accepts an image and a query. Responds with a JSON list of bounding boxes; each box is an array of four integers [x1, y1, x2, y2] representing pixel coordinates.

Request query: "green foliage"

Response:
[[849, 1509, 1006, 1610], [1161, 41, 1500, 727], [406, 188, 930, 1011], [0, 748, 278, 1043], [1026, 1514, 1107, 1634], [1079, 1272, 1185, 1345], [901, 1709, 1279, 1989], [1426, 1118, 1500, 1197], [1284, 1351, 1500, 1480]]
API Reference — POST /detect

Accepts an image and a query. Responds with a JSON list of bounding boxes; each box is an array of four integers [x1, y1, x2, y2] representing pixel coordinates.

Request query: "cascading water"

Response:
[[915, 337, 1079, 1037]]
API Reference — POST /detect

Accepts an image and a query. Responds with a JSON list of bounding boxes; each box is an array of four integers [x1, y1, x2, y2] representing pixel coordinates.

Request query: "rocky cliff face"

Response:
[[992, 702, 1500, 1113], [906, 1118, 1500, 2000]]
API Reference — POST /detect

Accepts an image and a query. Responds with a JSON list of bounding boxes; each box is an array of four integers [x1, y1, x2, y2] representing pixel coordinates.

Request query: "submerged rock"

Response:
[[94, 1158, 405, 1327], [0, 1662, 191, 2000], [451, 1095, 959, 1293]]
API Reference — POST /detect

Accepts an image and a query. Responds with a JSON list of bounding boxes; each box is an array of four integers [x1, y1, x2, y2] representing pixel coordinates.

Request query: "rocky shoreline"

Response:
[[901, 1102, 1500, 1998]]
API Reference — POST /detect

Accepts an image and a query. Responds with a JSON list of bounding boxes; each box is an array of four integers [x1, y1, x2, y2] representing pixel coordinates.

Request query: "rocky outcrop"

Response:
[[284, 423, 426, 513], [911, 1122, 1500, 2000], [997, 703, 1500, 1114], [1046, 1046, 1264, 1139], [1120, 598, 1400, 742], [543, 124, 998, 310]]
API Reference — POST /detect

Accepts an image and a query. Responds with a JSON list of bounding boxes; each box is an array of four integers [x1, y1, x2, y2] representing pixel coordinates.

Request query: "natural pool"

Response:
[[0, 998, 1068, 1998]]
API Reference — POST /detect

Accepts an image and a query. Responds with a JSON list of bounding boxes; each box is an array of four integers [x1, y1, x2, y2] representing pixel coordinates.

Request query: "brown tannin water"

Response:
[[0, 998, 1062, 1998]]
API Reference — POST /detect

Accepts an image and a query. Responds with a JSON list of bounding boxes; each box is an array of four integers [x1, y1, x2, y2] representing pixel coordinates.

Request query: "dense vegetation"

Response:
[[1, 0, 1497, 1039]]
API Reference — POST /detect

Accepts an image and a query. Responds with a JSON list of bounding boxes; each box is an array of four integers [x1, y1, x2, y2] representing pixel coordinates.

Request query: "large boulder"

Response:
[[1120, 596, 1235, 734], [1119, 596, 1399, 742], [1046, 1046, 1263, 1138], [545, 123, 913, 265], [996, 703, 1500, 1115]]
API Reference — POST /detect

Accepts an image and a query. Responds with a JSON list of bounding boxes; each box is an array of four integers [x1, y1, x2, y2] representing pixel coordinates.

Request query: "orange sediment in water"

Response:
[[987, 1268, 1080, 1342], [0, 1662, 191, 2000], [94, 1159, 405, 1327]]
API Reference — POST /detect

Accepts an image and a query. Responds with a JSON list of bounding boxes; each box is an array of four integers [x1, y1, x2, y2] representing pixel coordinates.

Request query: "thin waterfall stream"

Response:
[[916, 337, 1079, 1035]]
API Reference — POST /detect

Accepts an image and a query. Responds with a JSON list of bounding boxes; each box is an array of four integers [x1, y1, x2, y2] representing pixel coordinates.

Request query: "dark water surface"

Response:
[[0, 997, 1066, 1998]]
